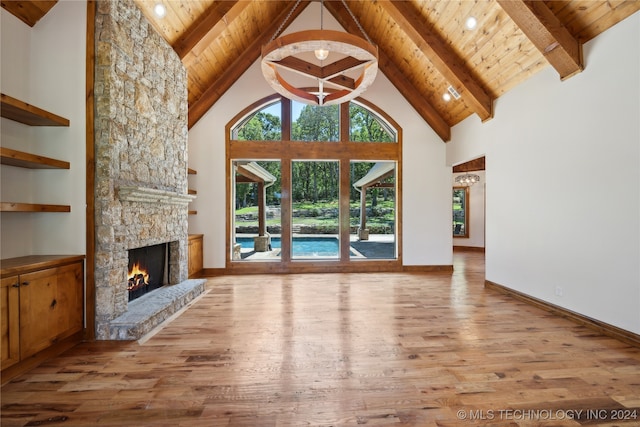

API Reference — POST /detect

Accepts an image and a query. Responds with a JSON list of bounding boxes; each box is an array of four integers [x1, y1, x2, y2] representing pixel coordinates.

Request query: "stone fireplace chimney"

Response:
[[93, 0, 201, 340]]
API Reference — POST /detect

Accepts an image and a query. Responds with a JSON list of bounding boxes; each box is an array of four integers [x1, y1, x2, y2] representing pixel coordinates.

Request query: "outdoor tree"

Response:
[[236, 111, 281, 141], [257, 161, 282, 206], [349, 104, 394, 142], [292, 104, 339, 142]]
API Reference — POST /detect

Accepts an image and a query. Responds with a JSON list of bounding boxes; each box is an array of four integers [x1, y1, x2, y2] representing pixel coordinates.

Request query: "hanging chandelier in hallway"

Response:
[[455, 173, 481, 186]]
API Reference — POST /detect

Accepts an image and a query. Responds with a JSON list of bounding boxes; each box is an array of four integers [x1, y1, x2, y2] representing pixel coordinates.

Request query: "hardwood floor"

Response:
[[2, 251, 639, 426]]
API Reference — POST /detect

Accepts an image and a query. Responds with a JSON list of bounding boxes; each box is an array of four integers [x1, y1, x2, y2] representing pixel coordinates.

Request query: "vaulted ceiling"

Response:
[[4, 0, 639, 142]]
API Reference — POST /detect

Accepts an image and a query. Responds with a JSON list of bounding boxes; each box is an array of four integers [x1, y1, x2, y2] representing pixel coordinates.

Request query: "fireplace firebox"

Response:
[[127, 243, 167, 301]]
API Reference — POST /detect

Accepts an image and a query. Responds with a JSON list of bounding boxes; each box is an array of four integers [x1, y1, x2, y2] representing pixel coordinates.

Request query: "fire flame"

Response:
[[127, 262, 149, 291]]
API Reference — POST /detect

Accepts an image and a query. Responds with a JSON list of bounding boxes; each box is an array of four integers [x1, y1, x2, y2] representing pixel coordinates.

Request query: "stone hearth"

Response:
[[109, 279, 205, 340]]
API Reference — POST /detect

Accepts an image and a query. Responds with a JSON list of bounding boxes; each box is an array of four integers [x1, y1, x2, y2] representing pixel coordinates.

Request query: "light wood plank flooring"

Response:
[[2, 252, 639, 426]]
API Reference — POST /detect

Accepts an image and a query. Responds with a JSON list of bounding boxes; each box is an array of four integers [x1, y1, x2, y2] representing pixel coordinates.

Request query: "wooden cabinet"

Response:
[[0, 93, 72, 212], [188, 234, 203, 278], [1, 256, 84, 372], [19, 263, 83, 359], [1, 277, 20, 370]]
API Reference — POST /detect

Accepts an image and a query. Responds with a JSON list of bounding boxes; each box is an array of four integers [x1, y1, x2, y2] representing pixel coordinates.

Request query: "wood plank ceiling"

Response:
[[4, 0, 639, 141]]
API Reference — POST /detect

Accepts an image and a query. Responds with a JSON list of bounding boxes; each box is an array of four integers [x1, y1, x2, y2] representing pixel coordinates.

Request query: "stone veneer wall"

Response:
[[94, 0, 189, 339]]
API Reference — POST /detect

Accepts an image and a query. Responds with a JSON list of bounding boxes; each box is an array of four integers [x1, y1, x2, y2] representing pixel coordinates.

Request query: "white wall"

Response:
[[447, 12, 640, 334], [188, 2, 452, 268], [1, 1, 87, 258], [1, 9, 35, 257]]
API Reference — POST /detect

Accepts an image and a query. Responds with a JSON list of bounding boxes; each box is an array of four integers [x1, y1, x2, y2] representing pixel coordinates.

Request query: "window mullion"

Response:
[[340, 103, 350, 142], [282, 98, 291, 141], [280, 158, 292, 262], [339, 158, 351, 262]]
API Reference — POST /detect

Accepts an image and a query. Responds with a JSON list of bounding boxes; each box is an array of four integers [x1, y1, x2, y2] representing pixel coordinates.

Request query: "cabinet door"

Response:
[[1, 276, 20, 369], [188, 236, 203, 277], [53, 262, 83, 339], [19, 263, 84, 359], [19, 267, 59, 359]]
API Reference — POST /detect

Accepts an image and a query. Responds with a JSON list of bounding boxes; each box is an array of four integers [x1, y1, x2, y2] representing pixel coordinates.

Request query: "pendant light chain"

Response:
[[270, 0, 304, 42], [272, 0, 372, 45], [341, 0, 374, 45]]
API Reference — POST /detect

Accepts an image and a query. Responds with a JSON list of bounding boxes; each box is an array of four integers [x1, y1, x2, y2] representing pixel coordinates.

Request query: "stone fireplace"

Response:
[[93, 0, 204, 340]]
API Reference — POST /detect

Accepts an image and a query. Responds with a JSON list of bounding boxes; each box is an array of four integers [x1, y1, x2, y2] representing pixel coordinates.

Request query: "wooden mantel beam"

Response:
[[379, 0, 493, 123], [188, 1, 310, 129], [324, 0, 450, 142], [174, 1, 249, 60], [497, 0, 583, 80]]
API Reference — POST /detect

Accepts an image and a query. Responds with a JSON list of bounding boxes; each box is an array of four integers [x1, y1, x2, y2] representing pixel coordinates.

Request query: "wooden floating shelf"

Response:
[[0, 147, 69, 169], [1, 93, 69, 126], [0, 203, 71, 213], [188, 168, 197, 215]]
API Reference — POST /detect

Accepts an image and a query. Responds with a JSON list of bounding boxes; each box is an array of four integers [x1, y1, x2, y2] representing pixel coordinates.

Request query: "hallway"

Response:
[[2, 252, 639, 426]]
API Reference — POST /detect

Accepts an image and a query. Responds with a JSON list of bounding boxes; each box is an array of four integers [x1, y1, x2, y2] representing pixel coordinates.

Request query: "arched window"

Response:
[[349, 101, 397, 143], [226, 96, 402, 273], [231, 100, 281, 141]]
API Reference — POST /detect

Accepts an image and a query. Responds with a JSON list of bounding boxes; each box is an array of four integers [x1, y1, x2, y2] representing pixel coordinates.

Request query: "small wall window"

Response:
[[453, 186, 469, 238]]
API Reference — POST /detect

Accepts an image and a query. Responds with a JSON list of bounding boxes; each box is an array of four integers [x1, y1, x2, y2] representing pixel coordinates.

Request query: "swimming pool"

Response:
[[236, 236, 339, 257]]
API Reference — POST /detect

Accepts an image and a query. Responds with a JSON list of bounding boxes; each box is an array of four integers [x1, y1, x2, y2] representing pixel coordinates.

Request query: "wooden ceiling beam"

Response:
[[1, 0, 58, 27], [497, 0, 583, 80], [324, 0, 450, 142], [173, 1, 248, 60], [379, 0, 493, 123], [188, 1, 311, 129], [378, 49, 450, 142]]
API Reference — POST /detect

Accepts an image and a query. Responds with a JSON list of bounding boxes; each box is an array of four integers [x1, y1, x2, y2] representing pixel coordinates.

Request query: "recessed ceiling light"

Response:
[[443, 93, 452, 102], [154, 3, 166, 18], [465, 16, 477, 30]]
